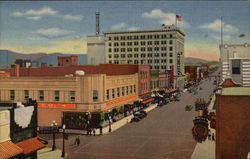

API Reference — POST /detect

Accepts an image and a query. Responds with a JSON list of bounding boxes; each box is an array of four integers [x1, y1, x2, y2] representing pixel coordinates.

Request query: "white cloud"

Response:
[[111, 22, 127, 30], [27, 16, 41, 21], [128, 26, 140, 31], [32, 28, 75, 39], [63, 14, 83, 21], [12, 7, 58, 17], [199, 19, 239, 33], [142, 9, 189, 28], [212, 34, 231, 41]]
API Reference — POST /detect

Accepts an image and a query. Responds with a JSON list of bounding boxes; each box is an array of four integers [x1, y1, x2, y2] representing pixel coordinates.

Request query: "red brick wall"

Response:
[[216, 94, 250, 159], [138, 65, 151, 99], [58, 56, 78, 66]]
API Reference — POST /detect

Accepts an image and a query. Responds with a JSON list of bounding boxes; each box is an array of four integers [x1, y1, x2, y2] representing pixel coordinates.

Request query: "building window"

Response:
[[112, 89, 115, 98], [127, 42, 133, 46], [140, 35, 146, 39], [126, 86, 129, 95], [148, 59, 153, 63], [154, 41, 159, 45], [108, 48, 112, 52], [161, 41, 167, 44], [154, 47, 159, 51], [169, 47, 173, 51], [10, 90, 15, 100], [39, 90, 44, 101], [169, 59, 173, 63], [114, 54, 119, 58], [134, 41, 139, 45], [141, 54, 146, 58], [54, 90, 60, 101], [134, 60, 139, 64], [114, 48, 119, 52], [147, 41, 152, 45], [154, 53, 160, 57], [121, 54, 126, 58], [169, 34, 173, 38], [69, 91, 75, 102], [134, 85, 136, 93], [121, 42, 126, 46], [140, 47, 146, 52], [127, 48, 132, 52], [121, 36, 126, 40], [130, 86, 133, 94], [161, 47, 167, 51], [147, 47, 153, 51], [117, 88, 120, 97], [169, 40, 173, 44], [147, 35, 153, 39], [108, 54, 112, 58], [93, 90, 98, 102], [122, 87, 125, 96], [134, 36, 139, 40], [161, 53, 166, 57], [109, 43, 112, 46], [169, 53, 173, 57], [24, 90, 29, 100], [134, 54, 139, 58], [232, 59, 241, 74], [114, 42, 119, 46], [109, 60, 112, 64], [154, 59, 160, 63], [114, 60, 119, 64], [154, 35, 160, 39], [140, 41, 146, 45], [108, 37, 112, 40], [106, 90, 109, 100], [148, 53, 153, 57]]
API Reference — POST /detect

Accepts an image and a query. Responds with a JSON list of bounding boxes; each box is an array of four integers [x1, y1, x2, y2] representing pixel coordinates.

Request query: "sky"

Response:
[[0, 1, 249, 61]]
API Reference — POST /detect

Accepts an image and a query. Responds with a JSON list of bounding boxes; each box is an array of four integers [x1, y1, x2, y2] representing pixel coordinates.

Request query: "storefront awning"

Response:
[[0, 140, 23, 159], [16, 137, 46, 155], [165, 89, 177, 94], [142, 98, 154, 104]]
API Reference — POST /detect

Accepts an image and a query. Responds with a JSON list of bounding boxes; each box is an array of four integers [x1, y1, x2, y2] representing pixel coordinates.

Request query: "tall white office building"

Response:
[[103, 25, 185, 89]]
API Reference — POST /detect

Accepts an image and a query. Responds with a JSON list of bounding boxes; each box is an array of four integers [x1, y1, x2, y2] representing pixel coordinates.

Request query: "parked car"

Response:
[[140, 110, 147, 117], [131, 117, 141, 122], [134, 112, 146, 119]]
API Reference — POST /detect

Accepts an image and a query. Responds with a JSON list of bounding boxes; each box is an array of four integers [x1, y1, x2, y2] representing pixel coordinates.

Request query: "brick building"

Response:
[[57, 56, 78, 66], [215, 78, 250, 159]]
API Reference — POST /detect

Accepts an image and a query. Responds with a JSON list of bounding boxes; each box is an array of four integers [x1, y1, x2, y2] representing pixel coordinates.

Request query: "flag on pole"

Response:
[[176, 15, 182, 21]]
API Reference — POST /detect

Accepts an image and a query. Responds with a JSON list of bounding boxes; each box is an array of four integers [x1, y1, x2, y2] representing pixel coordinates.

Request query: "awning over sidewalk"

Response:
[[142, 98, 154, 104], [16, 137, 46, 155], [0, 140, 23, 159], [165, 89, 177, 94]]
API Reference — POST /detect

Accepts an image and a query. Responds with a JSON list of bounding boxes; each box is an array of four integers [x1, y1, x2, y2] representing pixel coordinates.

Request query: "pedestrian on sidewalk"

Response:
[[77, 136, 80, 146], [208, 129, 211, 140], [74, 136, 78, 145], [93, 128, 96, 136], [212, 133, 215, 141], [99, 126, 102, 135]]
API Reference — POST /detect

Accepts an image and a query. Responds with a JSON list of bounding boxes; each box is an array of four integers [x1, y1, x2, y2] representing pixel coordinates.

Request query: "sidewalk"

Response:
[[191, 128, 216, 159], [100, 103, 158, 134], [38, 148, 67, 159], [191, 93, 216, 159]]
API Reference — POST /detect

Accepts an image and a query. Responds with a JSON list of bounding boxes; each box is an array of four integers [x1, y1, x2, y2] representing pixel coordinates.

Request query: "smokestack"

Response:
[[96, 12, 100, 35]]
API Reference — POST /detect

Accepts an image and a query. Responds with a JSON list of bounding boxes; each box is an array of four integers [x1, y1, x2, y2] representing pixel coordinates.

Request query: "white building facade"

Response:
[[87, 35, 106, 65], [103, 25, 185, 89], [220, 43, 250, 86]]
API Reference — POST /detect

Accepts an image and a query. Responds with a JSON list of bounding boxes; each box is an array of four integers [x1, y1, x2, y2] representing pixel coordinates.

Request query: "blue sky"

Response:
[[0, 1, 249, 61]]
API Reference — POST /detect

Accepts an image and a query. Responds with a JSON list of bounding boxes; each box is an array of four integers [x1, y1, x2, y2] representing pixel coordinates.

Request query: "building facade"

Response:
[[57, 56, 78, 67], [104, 25, 185, 89], [220, 43, 250, 86], [0, 73, 138, 127], [215, 79, 250, 159], [87, 35, 106, 65]]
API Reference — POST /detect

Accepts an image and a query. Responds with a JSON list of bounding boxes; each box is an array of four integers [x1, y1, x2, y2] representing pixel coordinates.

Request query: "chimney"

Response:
[[14, 64, 20, 77]]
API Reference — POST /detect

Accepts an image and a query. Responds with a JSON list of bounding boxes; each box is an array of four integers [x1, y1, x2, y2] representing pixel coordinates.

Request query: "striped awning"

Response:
[[16, 137, 46, 155], [142, 98, 154, 104], [0, 140, 23, 159]]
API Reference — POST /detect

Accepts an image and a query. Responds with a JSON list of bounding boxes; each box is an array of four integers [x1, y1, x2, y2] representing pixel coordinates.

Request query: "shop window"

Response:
[[39, 90, 44, 101], [134, 85, 136, 93], [93, 90, 98, 102], [10, 90, 15, 100], [54, 90, 60, 101], [232, 59, 241, 74], [130, 86, 133, 94], [106, 90, 109, 100], [126, 86, 129, 95], [24, 90, 29, 100], [70, 91, 75, 102]]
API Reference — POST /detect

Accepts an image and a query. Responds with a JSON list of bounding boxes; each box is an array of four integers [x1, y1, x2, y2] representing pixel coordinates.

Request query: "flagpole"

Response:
[[175, 15, 177, 28], [221, 16, 223, 46]]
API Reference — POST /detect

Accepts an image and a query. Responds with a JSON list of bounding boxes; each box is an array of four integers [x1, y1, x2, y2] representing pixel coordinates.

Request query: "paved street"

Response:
[[44, 75, 217, 159]]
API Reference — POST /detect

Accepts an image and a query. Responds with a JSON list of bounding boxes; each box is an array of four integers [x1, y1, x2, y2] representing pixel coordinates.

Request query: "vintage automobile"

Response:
[[185, 104, 193, 111]]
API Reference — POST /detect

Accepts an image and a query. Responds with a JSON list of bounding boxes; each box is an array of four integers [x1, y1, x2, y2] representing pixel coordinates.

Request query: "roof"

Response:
[[220, 78, 241, 88], [0, 140, 23, 159], [16, 137, 46, 155], [104, 27, 185, 36], [221, 87, 250, 96]]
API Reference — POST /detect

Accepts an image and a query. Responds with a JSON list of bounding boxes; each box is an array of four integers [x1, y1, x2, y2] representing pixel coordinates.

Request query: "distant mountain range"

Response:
[[184, 57, 208, 63], [0, 50, 87, 68], [0, 50, 214, 68]]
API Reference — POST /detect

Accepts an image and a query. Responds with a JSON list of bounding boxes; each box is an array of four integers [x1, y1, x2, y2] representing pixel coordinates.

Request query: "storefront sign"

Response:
[[38, 103, 76, 109], [106, 95, 137, 106]]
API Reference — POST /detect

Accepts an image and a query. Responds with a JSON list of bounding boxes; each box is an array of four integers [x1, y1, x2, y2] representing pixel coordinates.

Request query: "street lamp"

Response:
[[61, 124, 66, 158], [51, 120, 57, 151]]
